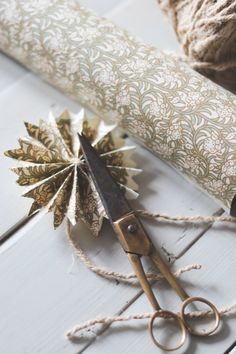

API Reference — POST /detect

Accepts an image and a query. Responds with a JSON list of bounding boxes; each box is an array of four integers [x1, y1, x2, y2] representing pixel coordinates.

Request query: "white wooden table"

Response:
[[0, 1, 235, 353]]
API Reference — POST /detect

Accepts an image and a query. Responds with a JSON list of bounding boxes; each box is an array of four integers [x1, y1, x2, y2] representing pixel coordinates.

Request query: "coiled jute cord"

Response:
[[66, 210, 236, 340], [157, 0, 236, 93]]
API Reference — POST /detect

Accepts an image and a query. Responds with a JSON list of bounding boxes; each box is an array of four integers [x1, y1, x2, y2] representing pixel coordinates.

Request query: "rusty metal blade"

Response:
[[78, 133, 132, 221]]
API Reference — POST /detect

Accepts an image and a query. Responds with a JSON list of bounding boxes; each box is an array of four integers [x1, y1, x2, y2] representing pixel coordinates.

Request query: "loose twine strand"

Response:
[[66, 210, 236, 340], [136, 210, 236, 224], [67, 301, 236, 340]]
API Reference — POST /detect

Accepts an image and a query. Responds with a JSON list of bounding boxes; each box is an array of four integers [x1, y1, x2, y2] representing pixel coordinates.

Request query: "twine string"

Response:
[[66, 210, 236, 340], [67, 301, 236, 339], [136, 209, 236, 224], [66, 220, 201, 284]]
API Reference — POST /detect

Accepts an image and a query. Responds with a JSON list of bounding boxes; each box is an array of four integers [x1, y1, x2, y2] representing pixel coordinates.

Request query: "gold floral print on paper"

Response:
[[1, 1, 236, 210], [4, 110, 141, 235]]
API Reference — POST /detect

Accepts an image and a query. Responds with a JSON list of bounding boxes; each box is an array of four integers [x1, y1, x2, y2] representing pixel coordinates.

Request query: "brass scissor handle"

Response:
[[181, 296, 220, 336], [149, 296, 220, 351], [114, 212, 221, 350], [149, 310, 187, 352]]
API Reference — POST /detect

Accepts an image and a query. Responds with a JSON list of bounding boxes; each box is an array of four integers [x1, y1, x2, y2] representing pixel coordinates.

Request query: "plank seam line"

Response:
[[224, 340, 236, 354], [176, 208, 224, 259]]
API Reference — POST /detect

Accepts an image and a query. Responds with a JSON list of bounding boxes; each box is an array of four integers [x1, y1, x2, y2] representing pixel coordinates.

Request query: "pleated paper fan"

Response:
[[4, 109, 142, 235]]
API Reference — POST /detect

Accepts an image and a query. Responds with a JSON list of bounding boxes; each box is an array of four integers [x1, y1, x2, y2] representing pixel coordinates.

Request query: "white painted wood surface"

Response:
[[83, 221, 236, 354], [0, 1, 235, 353]]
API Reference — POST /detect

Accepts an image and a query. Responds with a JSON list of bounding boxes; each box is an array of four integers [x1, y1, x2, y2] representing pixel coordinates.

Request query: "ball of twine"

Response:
[[157, 0, 236, 93]]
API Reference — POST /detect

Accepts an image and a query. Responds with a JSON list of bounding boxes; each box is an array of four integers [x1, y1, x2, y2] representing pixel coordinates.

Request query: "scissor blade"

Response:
[[78, 133, 132, 221]]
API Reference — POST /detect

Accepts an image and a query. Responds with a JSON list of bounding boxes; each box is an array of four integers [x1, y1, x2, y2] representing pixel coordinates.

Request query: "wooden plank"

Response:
[[0, 214, 145, 354], [229, 347, 236, 354], [0, 53, 27, 92], [82, 221, 236, 354], [1, 209, 234, 354], [110, 0, 179, 52], [225, 341, 236, 354]]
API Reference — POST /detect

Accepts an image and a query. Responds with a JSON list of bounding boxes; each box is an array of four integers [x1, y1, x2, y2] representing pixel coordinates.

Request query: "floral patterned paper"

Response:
[[0, 1, 236, 210], [4, 110, 141, 235]]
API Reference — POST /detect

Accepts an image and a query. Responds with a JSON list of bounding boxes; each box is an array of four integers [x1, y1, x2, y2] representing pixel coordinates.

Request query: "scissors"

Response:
[[78, 133, 220, 351]]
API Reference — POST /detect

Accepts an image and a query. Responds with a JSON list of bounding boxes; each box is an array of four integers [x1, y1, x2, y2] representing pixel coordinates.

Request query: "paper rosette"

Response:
[[4, 110, 141, 235], [1, 1, 236, 212]]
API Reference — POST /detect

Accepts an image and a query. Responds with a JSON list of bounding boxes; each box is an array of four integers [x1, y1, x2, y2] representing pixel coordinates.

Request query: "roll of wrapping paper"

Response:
[[1, 0, 236, 213]]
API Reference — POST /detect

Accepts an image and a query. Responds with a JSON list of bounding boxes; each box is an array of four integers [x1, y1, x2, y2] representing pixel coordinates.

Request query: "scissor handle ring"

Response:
[[149, 310, 187, 352], [181, 296, 220, 336]]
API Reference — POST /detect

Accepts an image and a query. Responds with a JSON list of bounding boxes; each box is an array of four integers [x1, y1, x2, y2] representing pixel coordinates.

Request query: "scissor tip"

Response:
[[77, 132, 84, 141], [78, 132, 89, 150]]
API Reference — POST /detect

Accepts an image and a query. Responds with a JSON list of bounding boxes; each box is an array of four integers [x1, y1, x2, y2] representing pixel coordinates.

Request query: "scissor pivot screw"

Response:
[[127, 224, 137, 233]]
